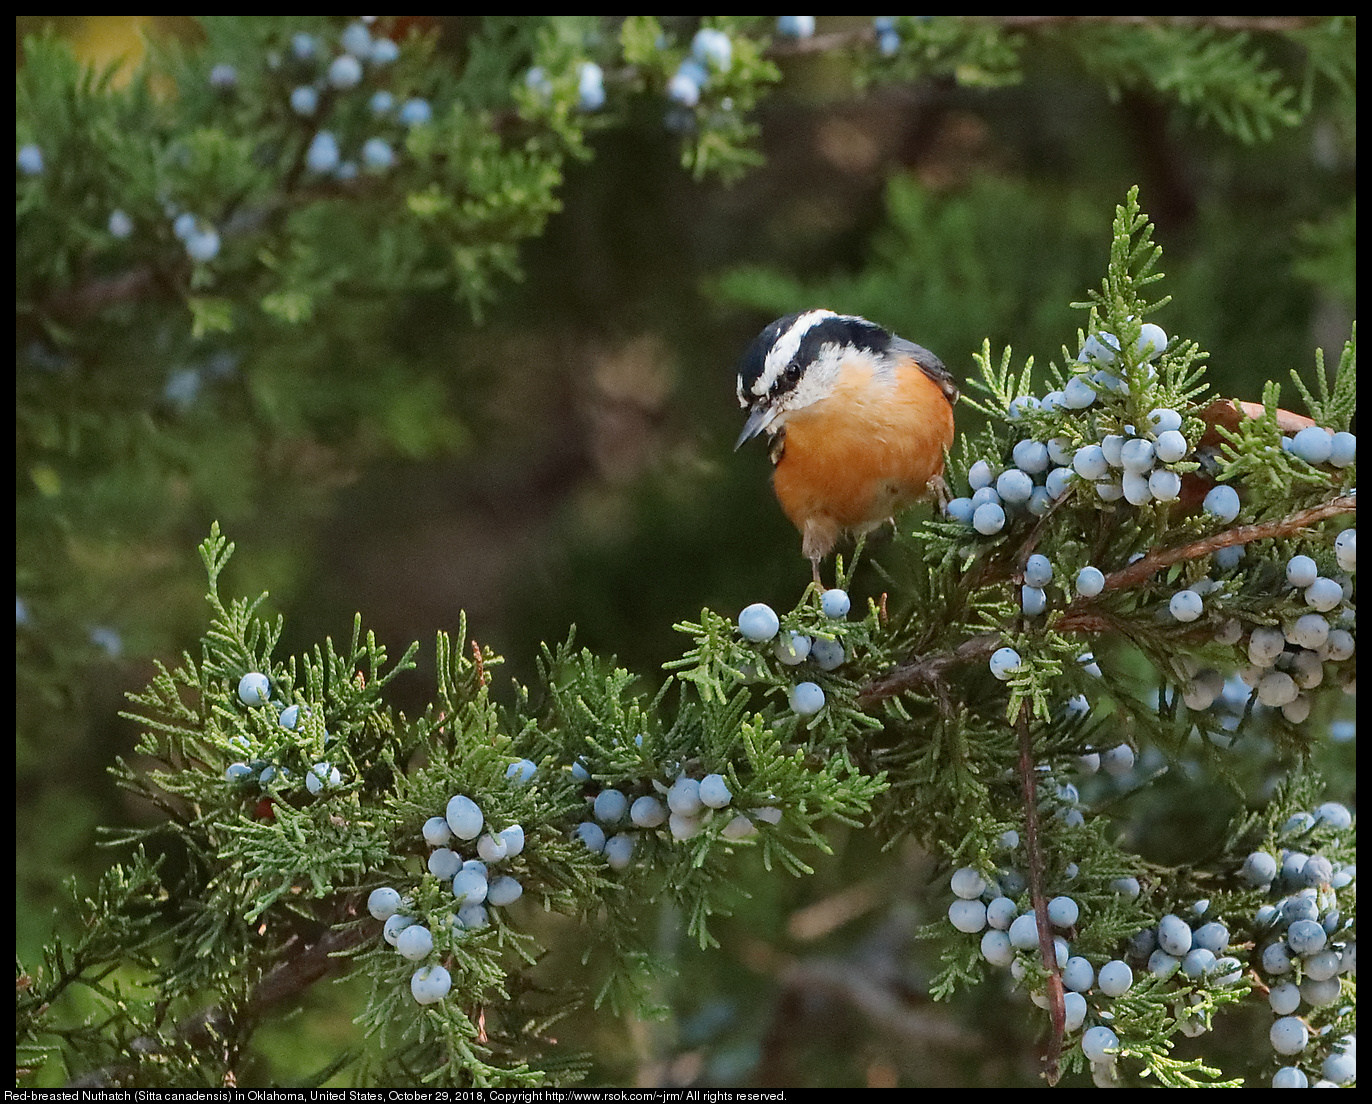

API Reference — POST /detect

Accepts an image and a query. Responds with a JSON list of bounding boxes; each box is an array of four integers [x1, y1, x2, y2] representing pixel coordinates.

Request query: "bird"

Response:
[[734, 309, 958, 585]]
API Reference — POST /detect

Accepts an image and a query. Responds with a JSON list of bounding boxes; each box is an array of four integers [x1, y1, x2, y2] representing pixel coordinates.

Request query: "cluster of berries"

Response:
[[573, 756, 780, 856], [98, 21, 420, 266], [1124, 906, 1244, 995], [663, 28, 734, 108], [992, 534, 1356, 722], [949, 793, 1355, 1085], [971, 342, 1356, 725], [947, 856, 1281, 1086], [224, 672, 342, 799], [521, 17, 913, 121], [1069, 737, 1141, 787], [1015, 754, 1121, 833], [945, 325, 1184, 535], [1283, 426, 1358, 468], [736, 588, 852, 716], [1240, 805, 1356, 1084], [525, 27, 733, 116], [278, 22, 419, 181], [951, 314, 1350, 537], [369, 790, 528, 1005], [944, 856, 1184, 1084], [1170, 539, 1357, 726], [522, 64, 606, 114]]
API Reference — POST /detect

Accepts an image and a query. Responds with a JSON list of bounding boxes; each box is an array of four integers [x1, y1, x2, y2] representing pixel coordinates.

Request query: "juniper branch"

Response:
[[860, 492, 1354, 705], [1090, 493, 1356, 594], [856, 633, 1001, 709], [247, 894, 372, 1014], [63, 893, 374, 1089], [1018, 701, 1065, 1085], [763, 15, 1327, 60]]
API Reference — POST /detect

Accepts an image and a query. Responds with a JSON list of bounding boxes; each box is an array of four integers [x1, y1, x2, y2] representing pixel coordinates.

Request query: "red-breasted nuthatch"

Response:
[[735, 310, 959, 584]]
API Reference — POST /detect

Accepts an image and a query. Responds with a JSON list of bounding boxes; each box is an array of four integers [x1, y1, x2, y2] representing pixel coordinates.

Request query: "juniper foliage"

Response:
[[16, 15, 1356, 1090], [20, 190, 1357, 1088]]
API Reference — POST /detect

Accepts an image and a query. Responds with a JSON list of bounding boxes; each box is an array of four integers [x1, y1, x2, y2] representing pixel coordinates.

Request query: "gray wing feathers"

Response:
[[889, 335, 959, 405]]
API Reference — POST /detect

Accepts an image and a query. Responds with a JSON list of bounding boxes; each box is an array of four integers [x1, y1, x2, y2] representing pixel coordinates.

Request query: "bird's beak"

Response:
[[735, 406, 773, 451]]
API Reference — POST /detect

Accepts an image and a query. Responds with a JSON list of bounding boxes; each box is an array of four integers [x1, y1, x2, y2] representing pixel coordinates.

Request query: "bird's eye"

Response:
[[785, 363, 802, 381]]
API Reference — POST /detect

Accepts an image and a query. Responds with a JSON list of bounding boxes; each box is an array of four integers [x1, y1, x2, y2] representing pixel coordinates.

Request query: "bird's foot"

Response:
[[926, 472, 952, 511]]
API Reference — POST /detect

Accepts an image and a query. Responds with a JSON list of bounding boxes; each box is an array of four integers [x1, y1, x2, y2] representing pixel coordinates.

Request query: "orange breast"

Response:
[[772, 359, 954, 534]]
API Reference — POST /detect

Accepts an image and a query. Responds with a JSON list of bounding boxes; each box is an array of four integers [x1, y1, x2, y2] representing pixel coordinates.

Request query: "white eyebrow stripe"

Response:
[[750, 309, 836, 397]]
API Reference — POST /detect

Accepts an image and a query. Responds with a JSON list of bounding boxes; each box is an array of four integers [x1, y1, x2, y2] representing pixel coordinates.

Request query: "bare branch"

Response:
[[36, 265, 175, 319], [247, 899, 372, 1014], [765, 29, 877, 57]]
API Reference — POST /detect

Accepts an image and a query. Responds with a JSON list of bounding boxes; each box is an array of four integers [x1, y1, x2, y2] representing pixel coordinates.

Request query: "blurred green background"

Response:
[[16, 15, 1355, 1087]]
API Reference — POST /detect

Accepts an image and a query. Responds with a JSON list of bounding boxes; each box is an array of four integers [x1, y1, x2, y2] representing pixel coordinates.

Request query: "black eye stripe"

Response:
[[737, 308, 955, 426], [736, 313, 911, 405], [735, 312, 803, 401]]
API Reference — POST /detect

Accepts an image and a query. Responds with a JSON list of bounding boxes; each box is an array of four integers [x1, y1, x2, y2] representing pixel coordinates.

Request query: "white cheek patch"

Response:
[[781, 343, 843, 411], [778, 344, 887, 415], [751, 309, 836, 398]]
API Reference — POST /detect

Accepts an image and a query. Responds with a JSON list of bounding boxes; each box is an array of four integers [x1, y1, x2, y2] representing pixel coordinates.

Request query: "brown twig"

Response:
[[472, 639, 486, 689], [247, 900, 372, 1014], [35, 265, 170, 318], [1088, 494, 1355, 595], [856, 633, 1000, 709], [764, 28, 877, 57], [859, 493, 1354, 706], [66, 894, 371, 1088], [1017, 701, 1064, 1085]]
